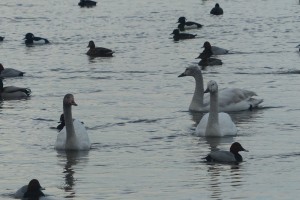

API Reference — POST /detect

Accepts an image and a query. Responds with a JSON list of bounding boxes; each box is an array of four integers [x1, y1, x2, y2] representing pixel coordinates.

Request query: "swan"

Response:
[[86, 40, 114, 57], [0, 63, 25, 77], [204, 142, 248, 163], [0, 79, 31, 100], [196, 80, 237, 137], [55, 94, 91, 151], [15, 179, 45, 199], [178, 66, 263, 112]]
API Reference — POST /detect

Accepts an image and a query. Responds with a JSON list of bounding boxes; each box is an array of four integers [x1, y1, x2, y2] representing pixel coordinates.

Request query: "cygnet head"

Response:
[[230, 142, 248, 154], [63, 94, 78, 106], [87, 40, 96, 48], [178, 66, 201, 77], [204, 80, 218, 93]]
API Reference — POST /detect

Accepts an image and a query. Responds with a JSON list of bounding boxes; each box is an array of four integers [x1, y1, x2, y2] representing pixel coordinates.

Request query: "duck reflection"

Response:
[[56, 150, 89, 198]]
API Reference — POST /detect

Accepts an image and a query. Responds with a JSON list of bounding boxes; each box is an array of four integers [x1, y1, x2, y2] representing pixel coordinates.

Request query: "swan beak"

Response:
[[204, 88, 209, 93], [178, 73, 186, 77]]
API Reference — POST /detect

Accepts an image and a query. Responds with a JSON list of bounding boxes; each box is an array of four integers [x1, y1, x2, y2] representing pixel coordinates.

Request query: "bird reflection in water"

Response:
[[57, 150, 89, 198]]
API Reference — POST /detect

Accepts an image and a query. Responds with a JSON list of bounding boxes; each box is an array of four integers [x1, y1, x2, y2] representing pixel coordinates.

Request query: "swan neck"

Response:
[[191, 73, 204, 109], [63, 104, 75, 139], [209, 91, 219, 120]]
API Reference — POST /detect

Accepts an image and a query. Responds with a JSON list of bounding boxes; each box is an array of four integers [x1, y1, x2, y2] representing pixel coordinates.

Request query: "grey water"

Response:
[[0, 0, 300, 199]]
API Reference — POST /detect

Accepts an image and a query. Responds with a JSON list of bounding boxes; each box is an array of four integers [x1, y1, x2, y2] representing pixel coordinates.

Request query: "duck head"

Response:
[[87, 41, 96, 49], [230, 142, 248, 154], [24, 33, 34, 40], [177, 16, 186, 23], [170, 29, 180, 35]]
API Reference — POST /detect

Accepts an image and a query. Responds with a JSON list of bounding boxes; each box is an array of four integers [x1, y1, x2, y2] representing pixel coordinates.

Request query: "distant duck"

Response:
[[195, 80, 237, 137], [56, 113, 65, 131], [296, 44, 300, 51], [171, 29, 197, 41], [24, 33, 50, 45], [177, 16, 203, 31], [196, 41, 222, 66], [0, 63, 25, 77], [55, 94, 91, 150], [178, 66, 263, 112], [86, 40, 114, 57], [0, 79, 31, 100], [78, 0, 97, 7], [15, 179, 45, 199], [210, 3, 224, 15], [205, 142, 248, 163], [0, 36, 4, 41]]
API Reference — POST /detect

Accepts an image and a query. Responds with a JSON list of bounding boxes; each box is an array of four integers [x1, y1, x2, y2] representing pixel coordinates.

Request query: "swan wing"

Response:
[[218, 112, 237, 136]]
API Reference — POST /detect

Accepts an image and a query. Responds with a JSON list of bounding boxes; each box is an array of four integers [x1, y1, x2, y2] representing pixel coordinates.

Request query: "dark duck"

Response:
[[171, 29, 196, 41], [177, 16, 202, 31], [24, 33, 50, 45], [86, 40, 114, 57]]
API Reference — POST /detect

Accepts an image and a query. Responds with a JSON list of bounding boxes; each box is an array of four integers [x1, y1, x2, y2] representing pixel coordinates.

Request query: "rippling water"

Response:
[[1, 0, 300, 199]]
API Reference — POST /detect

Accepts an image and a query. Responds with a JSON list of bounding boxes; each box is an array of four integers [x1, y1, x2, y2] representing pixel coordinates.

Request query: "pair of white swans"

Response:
[[179, 66, 263, 137], [55, 94, 91, 151]]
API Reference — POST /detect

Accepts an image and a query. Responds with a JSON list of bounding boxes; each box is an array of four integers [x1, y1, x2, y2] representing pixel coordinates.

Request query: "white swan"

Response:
[[0, 63, 25, 77], [0, 79, 31, 100], [196, 80, 237, 137], [55, 94, 91, 151], [178, 66, 263, 112]]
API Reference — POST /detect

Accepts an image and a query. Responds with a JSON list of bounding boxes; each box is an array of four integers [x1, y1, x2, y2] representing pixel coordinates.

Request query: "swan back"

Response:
[[55, 94, 91, 151], [196, 80, 237, 137]]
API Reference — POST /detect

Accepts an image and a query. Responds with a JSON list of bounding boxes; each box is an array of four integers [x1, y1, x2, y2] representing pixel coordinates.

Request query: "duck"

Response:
[[210, 3, 223, 15], [296, 44, 300, 51], [78, 0, 97, 7], [24, 33, 50, 45], [15, 179, 45, 199], [195, 80, 237, 137], [0, 36, 4, 41], [178, 66, 263, 112], [86, 40, 114, 57], [0, 63, 25, 77], [55, 94, 91, 151], [56, 113, 65, 131], [196, 41, 222, 66], [171, 29, 197, 41], [0, 79, 31, 100], [177, 17, 203, 31], [205, 142, 248, 163]]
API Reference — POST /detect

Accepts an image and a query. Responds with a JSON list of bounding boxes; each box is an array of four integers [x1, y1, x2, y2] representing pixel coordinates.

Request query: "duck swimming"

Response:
[[196, 41, 222, 66], [171, 29, 197, 41], [0, 79, 31, 100], [15, 179, 45, 199], [196, 80, 237, 137], [178, 66, 263, 112], [210, 3, 223, 15], [78, 0, 97, 7], [177, 17, 203, 31], [24, 33, 50, 45], [205, 142, 248, 163], [86, 40, 114, 57], [0, 63, 25, 77], [0, 36, 4, 41]]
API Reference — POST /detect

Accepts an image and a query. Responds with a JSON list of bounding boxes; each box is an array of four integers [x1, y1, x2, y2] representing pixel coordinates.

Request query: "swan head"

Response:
[[230, 142, 248, 154], [87, 40, 96, 48], [178, 66, 201, 77], [204, 80, 218, 94], [63, 94, 77, 106]]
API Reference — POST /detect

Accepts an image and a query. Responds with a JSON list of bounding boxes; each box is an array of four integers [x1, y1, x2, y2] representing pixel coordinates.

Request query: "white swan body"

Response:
[[178, 66, 263, 112], [196, 80, 237, 137], [55, 94, 91, 151], [211, 46, 229, 55]]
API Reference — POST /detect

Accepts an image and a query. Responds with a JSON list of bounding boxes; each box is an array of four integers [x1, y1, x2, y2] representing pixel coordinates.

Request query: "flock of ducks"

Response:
[[3, 1, 297, 199]]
